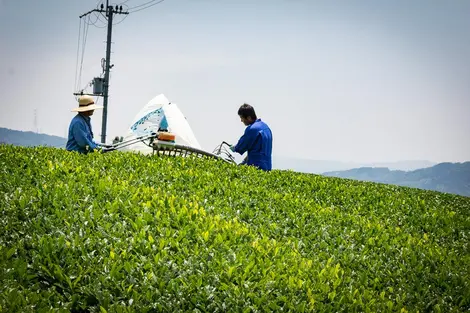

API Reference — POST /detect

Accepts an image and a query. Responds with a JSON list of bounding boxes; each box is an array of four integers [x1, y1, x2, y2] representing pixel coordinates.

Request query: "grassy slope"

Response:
[[1, 145, 469, 312]]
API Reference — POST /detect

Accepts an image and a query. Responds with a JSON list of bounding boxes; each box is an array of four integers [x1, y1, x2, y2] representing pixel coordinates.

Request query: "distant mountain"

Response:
[[323, 162, 470, 197], [0, 127, 66, 148], [273, 156, 435, 174]]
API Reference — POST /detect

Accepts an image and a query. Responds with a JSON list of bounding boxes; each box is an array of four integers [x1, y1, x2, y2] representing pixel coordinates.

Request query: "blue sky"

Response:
[[1, 0, 469, 163]]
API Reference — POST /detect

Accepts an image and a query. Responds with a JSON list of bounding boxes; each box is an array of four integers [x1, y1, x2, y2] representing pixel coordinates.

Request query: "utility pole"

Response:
[[76, 1, 128, 143], [102, 0, 114, 144]]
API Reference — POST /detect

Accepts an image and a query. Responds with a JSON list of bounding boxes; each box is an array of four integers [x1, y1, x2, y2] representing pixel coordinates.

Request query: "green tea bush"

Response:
[[1, 145, 469, 312]]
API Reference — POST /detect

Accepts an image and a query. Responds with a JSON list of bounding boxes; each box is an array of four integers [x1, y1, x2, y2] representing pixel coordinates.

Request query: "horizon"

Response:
[[3, 126, 469, 168], [1, 0, 470, 164]]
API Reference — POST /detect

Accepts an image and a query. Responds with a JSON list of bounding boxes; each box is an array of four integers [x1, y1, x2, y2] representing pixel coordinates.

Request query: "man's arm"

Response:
[[232, 128, 258, 155], [72, 121, 98, 151]]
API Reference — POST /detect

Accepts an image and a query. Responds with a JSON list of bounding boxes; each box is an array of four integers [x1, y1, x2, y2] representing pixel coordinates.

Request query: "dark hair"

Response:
[[238, 103, 257, 120]]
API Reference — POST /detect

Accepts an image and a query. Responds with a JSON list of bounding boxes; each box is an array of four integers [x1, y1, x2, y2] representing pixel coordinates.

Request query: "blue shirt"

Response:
[[66, 114, 99, 154], [233, 119, 273, 171]]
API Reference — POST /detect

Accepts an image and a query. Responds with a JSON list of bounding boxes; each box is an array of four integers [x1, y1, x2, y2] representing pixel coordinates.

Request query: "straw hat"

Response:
[[72, 95, 104, 112]]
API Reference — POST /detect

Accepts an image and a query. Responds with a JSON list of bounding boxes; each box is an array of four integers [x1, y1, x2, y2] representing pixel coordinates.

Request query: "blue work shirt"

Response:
[[233, 119, 273, 171], [66, 114, 99, 154]]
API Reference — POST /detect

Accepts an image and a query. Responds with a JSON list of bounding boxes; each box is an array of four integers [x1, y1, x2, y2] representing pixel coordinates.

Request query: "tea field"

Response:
[[1, 145, 469, 312]]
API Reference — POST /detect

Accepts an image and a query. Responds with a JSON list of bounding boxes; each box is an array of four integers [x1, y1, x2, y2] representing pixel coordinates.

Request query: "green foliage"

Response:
[[1, 145, 469, 312]]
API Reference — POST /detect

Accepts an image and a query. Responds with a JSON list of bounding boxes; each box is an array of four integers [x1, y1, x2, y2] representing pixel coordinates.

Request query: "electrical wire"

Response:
[[74, 0, 150, 94], [84, 10, 101, 26], [77, 15, 91, 92], [111, 3, 130, 25], [128, 0, 158, 10], [113, 14, 129, 25], [94, 2, 130, 26], [77, 17, 89, 90], [128, 0, 165, 13], [90, 12, 108, 28], [74, 18, 82, 93]]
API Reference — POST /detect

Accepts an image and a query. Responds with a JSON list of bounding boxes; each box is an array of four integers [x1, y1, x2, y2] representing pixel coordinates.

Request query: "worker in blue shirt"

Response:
[[66, 95, 104, 154], [230, 103, 273, 171]]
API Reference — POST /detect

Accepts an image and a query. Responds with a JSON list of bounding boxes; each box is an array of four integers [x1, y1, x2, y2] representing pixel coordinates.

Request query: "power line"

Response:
[[74, 18, 82, 93], [128, 0, 158, 10], [84, 11, 101, 26], [94, 2, 130, 26], [109, 5, 130, 25], [75, 1, 129, 144], [113, 14, 129, 25], [77, 15, 90, 92], [95, 11, 108, 26], [128, 0, 165, 13], [74, 0, 165, 143], [87, 12, 108, 28]]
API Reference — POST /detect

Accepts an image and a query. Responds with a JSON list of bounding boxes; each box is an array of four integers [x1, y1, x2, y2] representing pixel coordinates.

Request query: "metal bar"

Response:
[[73, 92, 102, 96], [79, 9, 106, 18], [152, 141, 233, 163]]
